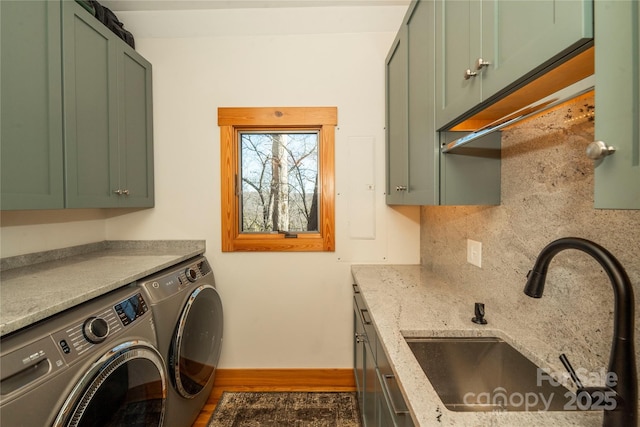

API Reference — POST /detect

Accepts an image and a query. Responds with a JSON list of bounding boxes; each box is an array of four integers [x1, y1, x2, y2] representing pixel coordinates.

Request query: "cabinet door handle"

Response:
[[122, 189, 130, 195], [361, 309, 372, 325], [381, 374, 410, 415], [586, 140, 616, 160], [114, 189, 123, 195], [475, 57, 491, 70], [464, 69, 478, 80], [395, 186, 407, 192]]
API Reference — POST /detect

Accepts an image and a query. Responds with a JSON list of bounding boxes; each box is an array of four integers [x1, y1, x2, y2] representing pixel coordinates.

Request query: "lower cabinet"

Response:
[[353, 284, 414, 427], [376, 339, 413, 427]]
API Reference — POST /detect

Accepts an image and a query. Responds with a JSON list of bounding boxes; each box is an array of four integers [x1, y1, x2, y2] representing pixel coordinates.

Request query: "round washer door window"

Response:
[[171, 284, 223, 398], [53, 342, 166, 427]]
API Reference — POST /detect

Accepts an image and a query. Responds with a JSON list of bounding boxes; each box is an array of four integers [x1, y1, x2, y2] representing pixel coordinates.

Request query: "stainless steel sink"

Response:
[[405, 336, 574, 412]]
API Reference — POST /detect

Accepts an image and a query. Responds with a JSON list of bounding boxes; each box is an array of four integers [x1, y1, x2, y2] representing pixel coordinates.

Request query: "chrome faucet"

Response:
[[524, 237, 637, 426]]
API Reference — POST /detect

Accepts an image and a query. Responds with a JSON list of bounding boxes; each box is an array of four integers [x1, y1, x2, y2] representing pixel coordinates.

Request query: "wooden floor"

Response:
[[191, 369, 356, 427]]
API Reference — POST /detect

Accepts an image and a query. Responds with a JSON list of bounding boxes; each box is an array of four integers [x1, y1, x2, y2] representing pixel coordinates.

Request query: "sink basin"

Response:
[[405, 336, 574, 412]]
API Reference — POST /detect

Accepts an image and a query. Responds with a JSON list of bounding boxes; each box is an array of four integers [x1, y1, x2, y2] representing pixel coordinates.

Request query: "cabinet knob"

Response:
[[122, 189, 130, 196], [464, 69, 478, 80], [586, 141, 616, 160], [395, 186, 407, 192], [114, 189, 123, 195], [476, 58, 491, 70]]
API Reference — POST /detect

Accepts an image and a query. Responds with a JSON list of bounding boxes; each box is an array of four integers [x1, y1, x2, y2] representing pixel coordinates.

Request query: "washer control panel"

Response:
[[114, 292, 148, 326], [51, 292, 149, 364], [139, 257, 213, 302]]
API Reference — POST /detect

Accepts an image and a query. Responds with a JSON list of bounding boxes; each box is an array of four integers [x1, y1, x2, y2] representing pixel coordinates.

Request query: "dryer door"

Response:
[[53, 341, 166, 427], [170, 284, 223, 398]]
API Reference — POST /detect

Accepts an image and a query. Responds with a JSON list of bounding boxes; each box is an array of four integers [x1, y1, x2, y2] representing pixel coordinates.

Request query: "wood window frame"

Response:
[[218, 107, 337, 252]]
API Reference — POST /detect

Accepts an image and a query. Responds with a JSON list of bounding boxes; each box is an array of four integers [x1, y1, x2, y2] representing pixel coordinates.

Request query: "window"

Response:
[[218, 107, 337, 252]]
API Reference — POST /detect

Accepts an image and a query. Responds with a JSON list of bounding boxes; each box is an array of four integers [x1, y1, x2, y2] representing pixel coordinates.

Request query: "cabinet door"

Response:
[[376, 375, 395, 427], [435, 0, 482, 129], [376, 338, 414, 427], [593, 1, 640, 209], [63, 0, 119, 208], [405, 0, 438, 205], [440, 131, 501, 205], [386, 0, 439, 206], [353, 299, 365, 415], [377, 371, 414, 427], [385, 30, 408, 205], [118, 48, 154, 208], [363, 340, 377, 427], [436, 0, 592, 130], [481, 0, 593, 101], [1, 0, 64, 210]]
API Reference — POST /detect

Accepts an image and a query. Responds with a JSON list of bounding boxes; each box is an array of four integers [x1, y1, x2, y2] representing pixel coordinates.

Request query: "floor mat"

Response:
[[207, 391, 361, 427]]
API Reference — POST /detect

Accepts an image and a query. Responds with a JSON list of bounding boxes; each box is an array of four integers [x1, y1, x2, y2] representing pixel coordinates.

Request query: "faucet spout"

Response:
[[524, 237, 637, 426]]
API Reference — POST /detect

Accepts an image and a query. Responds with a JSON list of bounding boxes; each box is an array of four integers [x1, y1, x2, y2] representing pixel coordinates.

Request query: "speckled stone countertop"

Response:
[[351, 264, 603, 427], [0, 240, 205, 336]]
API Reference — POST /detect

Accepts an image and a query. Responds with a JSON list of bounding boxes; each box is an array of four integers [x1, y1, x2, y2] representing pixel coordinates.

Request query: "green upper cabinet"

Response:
[[118, 49, 155, 208], [1, 0, 65, 210], [385, 28, 408, 205], [63, 1, 117, 208], [434, 0, 481, 130], [386, 0, 500, 206], [593, 0, 640, 209], [63, 0, 154, 208], [405, 0, 438, 206], [1, 0, 153, 211], [435, 0, 593, 130], [386, 0, 440, 206], [481, 1, 592, 100]]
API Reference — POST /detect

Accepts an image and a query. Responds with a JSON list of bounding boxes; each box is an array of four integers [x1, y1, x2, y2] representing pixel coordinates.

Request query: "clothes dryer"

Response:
[[0, 285, 166, 427], [138, 256, 223, 427]]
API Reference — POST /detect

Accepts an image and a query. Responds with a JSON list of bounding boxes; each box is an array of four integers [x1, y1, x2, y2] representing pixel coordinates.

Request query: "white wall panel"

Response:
[[347, 136, 376, 240]]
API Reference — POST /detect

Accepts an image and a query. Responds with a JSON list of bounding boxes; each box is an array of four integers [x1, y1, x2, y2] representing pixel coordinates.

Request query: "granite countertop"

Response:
[[351, 264, 602, 427], [0, 240, 205, 336]]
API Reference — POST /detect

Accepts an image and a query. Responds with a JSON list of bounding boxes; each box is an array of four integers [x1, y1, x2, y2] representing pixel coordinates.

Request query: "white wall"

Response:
[[0, 5, 419, 368], [111, 5, 419, 369], [0, 210, 107, 257]]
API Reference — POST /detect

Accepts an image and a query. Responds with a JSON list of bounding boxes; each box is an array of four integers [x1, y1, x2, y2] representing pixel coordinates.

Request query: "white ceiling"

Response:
[[101, 0, 411, 12]]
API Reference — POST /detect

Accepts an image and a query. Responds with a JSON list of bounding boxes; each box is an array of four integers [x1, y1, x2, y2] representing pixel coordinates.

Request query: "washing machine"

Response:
[[138, 255, 223, 427], [0, 284, 166, 427]]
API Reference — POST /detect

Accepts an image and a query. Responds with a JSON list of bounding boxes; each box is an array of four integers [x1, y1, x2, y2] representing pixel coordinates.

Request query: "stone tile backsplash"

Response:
[[420, 93, 640, 376]]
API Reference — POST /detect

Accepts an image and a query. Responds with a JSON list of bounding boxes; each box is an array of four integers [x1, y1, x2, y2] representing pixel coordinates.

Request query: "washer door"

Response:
[[170, 284, 223, 398], [53, 341, 166, 427]]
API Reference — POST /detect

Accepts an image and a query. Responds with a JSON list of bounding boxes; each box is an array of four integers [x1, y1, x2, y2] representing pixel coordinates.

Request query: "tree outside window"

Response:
[[218, 107, 336, 252], [240, 131, 319, 233]]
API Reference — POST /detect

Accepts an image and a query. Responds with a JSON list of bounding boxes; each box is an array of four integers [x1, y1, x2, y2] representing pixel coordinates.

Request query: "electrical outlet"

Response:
[[467, 239, 482, 268]]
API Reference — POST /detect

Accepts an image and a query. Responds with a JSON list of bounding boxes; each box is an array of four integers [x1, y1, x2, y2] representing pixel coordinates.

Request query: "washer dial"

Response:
[[83, 317, 109, 343], [185, 267, 197, 282]]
